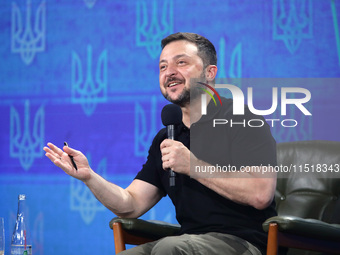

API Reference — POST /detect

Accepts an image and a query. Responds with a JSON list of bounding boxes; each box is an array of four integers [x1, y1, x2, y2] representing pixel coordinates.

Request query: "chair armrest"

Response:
[[109, 217, 181, 240], [263, 216, 340, 242]]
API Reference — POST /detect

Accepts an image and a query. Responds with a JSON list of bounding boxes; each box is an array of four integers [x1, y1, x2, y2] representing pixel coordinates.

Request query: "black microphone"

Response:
[[161, 104, 183, 187]]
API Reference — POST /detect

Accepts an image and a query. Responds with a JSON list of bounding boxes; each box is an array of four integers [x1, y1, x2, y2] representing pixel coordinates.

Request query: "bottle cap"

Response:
[[18, 194, 26, 200]]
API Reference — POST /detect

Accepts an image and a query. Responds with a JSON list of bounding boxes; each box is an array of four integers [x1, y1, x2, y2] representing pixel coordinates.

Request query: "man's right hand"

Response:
[[43, 142, 91, 182]]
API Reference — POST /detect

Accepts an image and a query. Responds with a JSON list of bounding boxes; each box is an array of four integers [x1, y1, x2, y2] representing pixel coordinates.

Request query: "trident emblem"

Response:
[[273, 0, 313, 54], [10, 100, 45, 170], [216, 38, 242, 92], [11, 0, 46, 65], [134, 96, 158, 157], [71, 45, 108, 116], [136, 0, 174, 59], [217, 38, 242, 79]]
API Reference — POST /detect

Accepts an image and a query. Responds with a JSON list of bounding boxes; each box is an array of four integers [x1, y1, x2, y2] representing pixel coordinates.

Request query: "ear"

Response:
[[205, 65, 218, 82]]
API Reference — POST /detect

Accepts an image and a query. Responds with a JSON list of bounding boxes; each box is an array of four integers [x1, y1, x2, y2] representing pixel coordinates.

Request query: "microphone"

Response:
[[161, 104, 183, 187]]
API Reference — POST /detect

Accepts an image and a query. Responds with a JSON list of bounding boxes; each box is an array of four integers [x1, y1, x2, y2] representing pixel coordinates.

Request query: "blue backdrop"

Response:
[[0, 0, 339, 254]]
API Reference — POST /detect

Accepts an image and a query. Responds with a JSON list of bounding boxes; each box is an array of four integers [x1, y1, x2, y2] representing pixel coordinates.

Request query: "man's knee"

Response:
[[151, 235, 192, 255]]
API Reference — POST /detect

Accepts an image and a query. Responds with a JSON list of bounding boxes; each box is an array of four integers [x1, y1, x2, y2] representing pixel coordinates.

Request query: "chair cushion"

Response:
[[263, 216, 340, 242], [109, 217, 181, 240]]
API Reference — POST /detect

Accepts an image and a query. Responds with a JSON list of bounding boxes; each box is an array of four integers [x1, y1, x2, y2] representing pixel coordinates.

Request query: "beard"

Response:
[[162, 72, 206, 107], [164, 86, 190, 107]]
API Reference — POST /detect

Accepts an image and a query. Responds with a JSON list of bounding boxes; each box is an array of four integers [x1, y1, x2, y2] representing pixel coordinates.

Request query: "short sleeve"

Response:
[[134, 129, 167, 196]]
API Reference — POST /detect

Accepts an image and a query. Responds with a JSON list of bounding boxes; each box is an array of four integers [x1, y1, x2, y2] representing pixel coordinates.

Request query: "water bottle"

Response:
[[11, 194, 32, 255]]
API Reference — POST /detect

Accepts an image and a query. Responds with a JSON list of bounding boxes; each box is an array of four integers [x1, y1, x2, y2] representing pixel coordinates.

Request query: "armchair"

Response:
[[263, 140, 340, 254], [110, 140, 340, 254]]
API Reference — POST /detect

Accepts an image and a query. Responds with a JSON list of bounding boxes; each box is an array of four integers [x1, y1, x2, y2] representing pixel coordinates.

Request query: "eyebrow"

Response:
[[159, 54, 189, 65]]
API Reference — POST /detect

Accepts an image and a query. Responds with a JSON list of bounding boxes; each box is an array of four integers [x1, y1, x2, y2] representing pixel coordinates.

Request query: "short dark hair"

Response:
[[161, 32, 217, 67]]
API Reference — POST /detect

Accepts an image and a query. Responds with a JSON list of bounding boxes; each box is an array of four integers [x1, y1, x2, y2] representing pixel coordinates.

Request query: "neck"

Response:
[[180, 96, 211, 128]]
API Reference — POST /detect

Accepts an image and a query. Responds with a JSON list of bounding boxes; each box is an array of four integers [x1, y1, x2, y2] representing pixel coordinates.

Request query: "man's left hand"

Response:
[[160, 139, 190, 175]]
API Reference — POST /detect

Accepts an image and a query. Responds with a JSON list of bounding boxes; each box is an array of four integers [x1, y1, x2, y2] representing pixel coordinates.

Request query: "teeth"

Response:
[[168, 82, 179, 87]]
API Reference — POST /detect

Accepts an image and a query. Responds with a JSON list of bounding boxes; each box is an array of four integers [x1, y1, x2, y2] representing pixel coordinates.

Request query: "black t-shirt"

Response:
[[135, 97, 278, 253]]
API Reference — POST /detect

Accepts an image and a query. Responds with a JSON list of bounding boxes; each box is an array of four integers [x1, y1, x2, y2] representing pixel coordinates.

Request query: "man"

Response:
[[44, 32, 278, 255]]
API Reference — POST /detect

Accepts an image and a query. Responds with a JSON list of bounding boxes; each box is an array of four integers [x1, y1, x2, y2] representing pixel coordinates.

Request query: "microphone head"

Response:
[[161, 104, 182, 126]]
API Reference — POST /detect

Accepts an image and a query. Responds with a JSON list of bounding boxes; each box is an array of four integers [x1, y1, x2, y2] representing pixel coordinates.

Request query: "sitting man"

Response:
[[44, 32, 278, 255]]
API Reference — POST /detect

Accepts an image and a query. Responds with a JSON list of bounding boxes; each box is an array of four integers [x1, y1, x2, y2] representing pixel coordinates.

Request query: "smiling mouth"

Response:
[[168, 82, 181, 88], [166, 79, 184, 88]]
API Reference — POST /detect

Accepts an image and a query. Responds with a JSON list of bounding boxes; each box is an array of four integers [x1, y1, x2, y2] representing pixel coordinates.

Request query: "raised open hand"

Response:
[[43, 142, 91, 181]]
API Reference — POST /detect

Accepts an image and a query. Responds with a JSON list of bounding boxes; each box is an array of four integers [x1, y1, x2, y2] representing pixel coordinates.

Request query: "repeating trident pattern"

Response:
[[273, 0, 313, 54], [11, 0, 46, 65], [71, 45, 108, 116], [134, 96, 158, 157], [70, 154, 107, 224], [216, 38, 243, 93], [10, 100, 45, 170], [136, 0, 174, 59], [217, 38, 242, 79]]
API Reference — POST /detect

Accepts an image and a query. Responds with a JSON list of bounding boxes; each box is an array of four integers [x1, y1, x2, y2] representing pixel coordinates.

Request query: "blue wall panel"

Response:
[[1, 0, 339, 254]]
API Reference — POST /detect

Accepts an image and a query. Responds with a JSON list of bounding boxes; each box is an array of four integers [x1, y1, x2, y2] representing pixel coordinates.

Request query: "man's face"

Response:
[[159, 40, 206, 106]]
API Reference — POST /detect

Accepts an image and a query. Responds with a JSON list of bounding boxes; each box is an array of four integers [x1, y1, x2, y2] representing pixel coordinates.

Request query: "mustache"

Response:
[[165, 76, 185, 87]]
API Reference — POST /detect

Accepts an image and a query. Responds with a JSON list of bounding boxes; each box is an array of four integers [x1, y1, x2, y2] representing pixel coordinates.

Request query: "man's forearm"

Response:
[[83, 169, 135, 217], [191, 157, 277, 210]]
